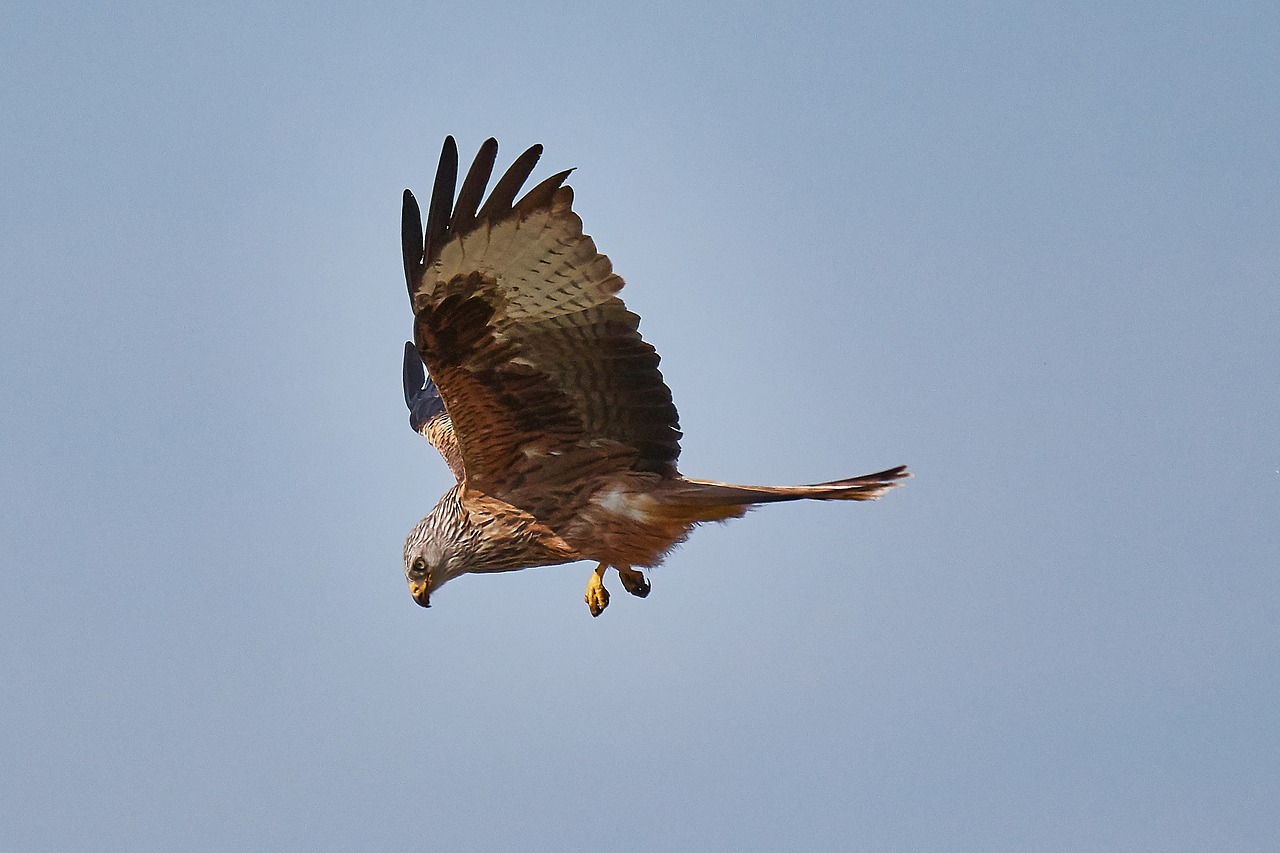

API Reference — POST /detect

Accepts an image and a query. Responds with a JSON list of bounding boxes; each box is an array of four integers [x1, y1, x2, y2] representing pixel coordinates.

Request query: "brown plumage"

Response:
[[400, 137, 908, 615]]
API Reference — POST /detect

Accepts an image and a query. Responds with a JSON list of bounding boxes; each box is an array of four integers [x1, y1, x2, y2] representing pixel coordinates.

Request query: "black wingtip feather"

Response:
[[403, 341, 424, 409], [403, 340, 447, 433], [424, 137, 459, 268], [451, 138, 499, 235], [476, 143, 543, 222], [401, 189, 423, 295]]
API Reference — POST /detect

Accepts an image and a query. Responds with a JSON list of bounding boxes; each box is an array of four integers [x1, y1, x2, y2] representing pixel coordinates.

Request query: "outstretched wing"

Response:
[[402, 137, 681, 526], [402, 341, 464, 482]]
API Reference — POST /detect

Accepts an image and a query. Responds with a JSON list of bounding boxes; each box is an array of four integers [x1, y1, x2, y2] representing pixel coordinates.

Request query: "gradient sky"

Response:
[[3, 1, 1278, 850]]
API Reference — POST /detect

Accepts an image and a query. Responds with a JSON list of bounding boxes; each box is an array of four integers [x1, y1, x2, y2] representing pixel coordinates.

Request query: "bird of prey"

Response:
[[400, 137, 908, 616]]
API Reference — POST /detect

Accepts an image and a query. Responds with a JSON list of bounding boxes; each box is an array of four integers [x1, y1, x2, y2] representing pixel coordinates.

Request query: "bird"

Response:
[[399, 136, 908, 616]]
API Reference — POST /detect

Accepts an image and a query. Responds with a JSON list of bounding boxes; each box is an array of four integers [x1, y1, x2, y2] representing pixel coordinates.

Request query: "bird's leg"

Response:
[[616, 566, 651, 599], [585, 562, 610, 617]]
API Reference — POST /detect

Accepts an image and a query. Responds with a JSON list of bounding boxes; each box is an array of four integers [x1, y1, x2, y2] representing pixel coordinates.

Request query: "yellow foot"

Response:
[[617, 567, 651, 599], [585, 564, 610, 617]]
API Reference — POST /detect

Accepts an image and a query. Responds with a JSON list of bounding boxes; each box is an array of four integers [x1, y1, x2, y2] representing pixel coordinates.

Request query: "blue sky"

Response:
[[3, 1, 1278, 850]]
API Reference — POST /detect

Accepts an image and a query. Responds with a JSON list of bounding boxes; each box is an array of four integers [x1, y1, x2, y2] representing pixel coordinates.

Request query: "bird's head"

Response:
[[402, 489, 470, 608]]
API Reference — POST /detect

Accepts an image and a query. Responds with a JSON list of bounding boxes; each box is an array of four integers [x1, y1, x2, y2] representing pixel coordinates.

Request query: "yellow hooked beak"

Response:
[[409, 579, 431, 608]]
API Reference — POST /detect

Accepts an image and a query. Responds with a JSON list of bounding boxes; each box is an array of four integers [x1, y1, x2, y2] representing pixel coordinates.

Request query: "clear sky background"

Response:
[[3, 1, 1277, 850]]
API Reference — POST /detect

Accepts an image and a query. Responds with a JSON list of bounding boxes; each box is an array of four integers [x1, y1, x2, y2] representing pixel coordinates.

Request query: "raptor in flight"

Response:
[[400, 137, 907, 616]]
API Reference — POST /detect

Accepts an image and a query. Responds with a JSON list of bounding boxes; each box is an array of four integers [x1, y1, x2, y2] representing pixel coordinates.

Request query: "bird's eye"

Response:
[[412, 557, 427, 574]]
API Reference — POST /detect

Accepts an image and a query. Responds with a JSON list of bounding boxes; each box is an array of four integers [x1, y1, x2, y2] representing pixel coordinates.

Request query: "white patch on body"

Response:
[[593, 487, 653, 522]]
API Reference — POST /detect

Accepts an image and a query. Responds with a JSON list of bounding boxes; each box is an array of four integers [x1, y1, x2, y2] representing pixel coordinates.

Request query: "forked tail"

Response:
[[655, 465, 910, 523]]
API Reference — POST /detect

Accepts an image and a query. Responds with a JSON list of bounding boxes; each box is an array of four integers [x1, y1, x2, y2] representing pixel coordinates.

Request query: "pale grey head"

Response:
[[402, 485, 472, 607]]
